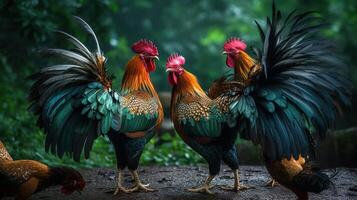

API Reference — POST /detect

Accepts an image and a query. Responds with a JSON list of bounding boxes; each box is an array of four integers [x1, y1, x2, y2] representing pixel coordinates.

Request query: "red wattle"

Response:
[[226, 55, 235, 68], [145, 58, 156, 72], [168, 72, 177, 85]]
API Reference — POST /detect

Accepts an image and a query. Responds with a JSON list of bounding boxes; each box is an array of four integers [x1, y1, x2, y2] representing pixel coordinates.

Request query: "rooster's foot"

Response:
[[126, 170, 155, 192], [113, 170, 131, 195], [114, 185, 131, 194], [187, 184, 214, 194], [265, 179, 278, 187], [126, 183, 155, 192], [187, 175, 215, 194], [220, 184, 252, 192]]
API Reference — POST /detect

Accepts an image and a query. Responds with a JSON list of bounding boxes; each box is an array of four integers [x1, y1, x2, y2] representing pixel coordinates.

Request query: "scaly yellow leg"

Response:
[[265, 178, 279, 187], [187, 175, 215, 194], [114, 169, 131, 195], [221, 169, 253, 192], [126, 170, 155, 192]]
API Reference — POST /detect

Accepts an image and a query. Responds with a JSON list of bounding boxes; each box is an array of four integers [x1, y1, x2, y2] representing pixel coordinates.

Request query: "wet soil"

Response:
[[27, 166, 357, 199]]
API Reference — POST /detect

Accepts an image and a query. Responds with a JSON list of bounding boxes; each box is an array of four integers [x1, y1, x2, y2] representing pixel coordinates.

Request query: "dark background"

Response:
[[0, 0, 356, 168]]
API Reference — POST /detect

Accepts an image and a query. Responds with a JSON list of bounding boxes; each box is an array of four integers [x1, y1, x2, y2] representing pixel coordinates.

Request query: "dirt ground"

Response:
[[25, 166, 357, 200]]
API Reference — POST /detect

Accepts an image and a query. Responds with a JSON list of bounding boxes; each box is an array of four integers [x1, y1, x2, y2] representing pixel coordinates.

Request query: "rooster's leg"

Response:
[[126, 170, 155, 192], [114, 169, 131, 195], [187, 175, 215, 194], [221, 169, 253, 191], [265, 178, 278, 187]]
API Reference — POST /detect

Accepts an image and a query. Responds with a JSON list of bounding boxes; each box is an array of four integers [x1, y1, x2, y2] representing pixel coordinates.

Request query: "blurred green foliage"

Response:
[[0, 0, 356, 168]]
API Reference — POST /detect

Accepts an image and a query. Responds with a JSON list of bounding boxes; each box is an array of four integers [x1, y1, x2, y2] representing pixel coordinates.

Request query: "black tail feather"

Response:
[[292, 169, 330, 193]]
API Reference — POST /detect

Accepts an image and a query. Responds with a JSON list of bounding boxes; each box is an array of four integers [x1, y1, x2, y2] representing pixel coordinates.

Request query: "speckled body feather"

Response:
[[0, 141, 12, 161], [0, 141, 84, 200]]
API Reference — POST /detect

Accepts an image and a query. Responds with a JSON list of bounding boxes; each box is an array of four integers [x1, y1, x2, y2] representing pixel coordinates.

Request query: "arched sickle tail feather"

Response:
[[28, 17, 121, 161]]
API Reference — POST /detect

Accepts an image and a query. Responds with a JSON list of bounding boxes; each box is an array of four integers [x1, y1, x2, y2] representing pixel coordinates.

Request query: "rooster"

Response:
[[28, 17, 163, 194], [166, 53, 250, 194], [0, 140, 85, 200], [208, 2, 351, 199]]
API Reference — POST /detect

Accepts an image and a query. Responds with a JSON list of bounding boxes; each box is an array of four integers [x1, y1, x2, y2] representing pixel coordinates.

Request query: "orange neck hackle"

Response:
[[234, 51, 258, 81], [170, 69, 206, 121], [121, 55, 163, 127], [174, 70, 206, 97], [121, 55, 156, 95]]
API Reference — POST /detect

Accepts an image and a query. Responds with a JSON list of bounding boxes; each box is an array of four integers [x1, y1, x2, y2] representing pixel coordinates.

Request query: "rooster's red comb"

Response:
[[166, 53, 185, 68], [131, 39, 158, 56], [223, 37, 247, 52]]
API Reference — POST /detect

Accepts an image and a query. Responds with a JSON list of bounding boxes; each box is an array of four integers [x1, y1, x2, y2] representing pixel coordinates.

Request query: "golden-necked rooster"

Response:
[[166, 53, 249, 194], [28, 17, 163, 194], [208, 2, 351, 199], [0, 141, 85, 200]]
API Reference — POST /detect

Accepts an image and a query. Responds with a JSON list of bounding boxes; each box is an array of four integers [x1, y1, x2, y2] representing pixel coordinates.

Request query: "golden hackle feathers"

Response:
[[235, 51, 258, 81], [121, 55, 163, 127], [122, 55, 155, 94], [174, 70, 206, 97], [170, 69, 208, 122], [207, 76, 244, 99]]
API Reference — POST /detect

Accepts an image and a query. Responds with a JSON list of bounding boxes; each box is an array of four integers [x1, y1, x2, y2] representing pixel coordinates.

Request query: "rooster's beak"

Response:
[[222, 51, 227, 55], [152, 56, 159, 60], [166, 68, 174, 72]]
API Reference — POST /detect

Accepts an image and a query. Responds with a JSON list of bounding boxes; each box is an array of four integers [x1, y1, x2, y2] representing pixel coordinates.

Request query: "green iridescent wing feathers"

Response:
[[228, 3, 352, 161], [29, 17, 123, 161], [229, 85, 258, 126], [81, 82, 121, 134]]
